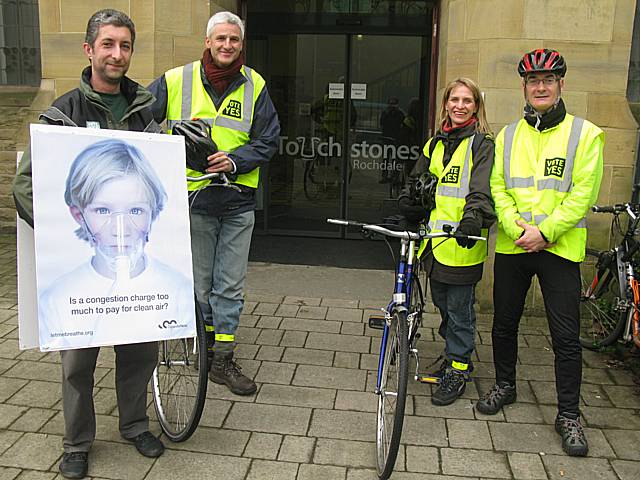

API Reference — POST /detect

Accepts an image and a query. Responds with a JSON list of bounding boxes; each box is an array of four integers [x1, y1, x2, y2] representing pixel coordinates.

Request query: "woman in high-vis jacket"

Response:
[[398, 77, 496, 406]]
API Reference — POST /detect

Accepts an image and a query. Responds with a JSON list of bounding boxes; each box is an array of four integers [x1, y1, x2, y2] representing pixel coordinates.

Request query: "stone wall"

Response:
[[439, 0, 639, 312]]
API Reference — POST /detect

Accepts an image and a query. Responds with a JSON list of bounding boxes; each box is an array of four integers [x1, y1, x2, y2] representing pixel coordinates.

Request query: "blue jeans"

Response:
[[430, 279, 476, 365], [190, 210, 255, 353]]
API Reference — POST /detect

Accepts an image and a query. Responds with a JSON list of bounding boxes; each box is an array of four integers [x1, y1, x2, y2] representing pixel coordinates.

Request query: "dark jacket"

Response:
[[147, 63, 280, 217], [12, 66, 160, 226], [398, 122, 496, 284]]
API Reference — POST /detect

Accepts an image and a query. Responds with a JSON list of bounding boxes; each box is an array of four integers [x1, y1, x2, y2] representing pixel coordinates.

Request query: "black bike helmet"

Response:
[[171, 119, 218, 173], [413, 172, 438, 211], [518, 48, 567, 78]]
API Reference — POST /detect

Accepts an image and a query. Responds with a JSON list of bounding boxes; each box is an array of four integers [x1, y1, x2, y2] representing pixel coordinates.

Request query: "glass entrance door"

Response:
[[345, 34, 426, 228], [253, 32, 429, 236]]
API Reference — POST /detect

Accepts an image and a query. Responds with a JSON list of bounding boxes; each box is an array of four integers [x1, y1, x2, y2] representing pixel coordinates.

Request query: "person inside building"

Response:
[[311, 76, 358, 144], [398, 77, 495, 406], [476, 49, 604, 457], [379, 96, 405, 183], [148, 11, 279, 396], [12, 9, 165, 479]]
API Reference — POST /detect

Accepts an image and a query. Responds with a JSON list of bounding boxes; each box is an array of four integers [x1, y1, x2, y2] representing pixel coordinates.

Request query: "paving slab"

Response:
[[404, 445, 439, 473], [292, 364, 367, 391], [541, 454, 618, 480], [257, 384, 335, 409], [313, 438, 377, 468], [245, 459, 298, 480], [145, 450, 250, 480], [507, 452, 547, 480], [441, 447, 511, 478], [308, 409, 376, 442], [243, 432, 282, 459], [224, 403, 311, 436], [277, 435, 315, 463], [446, 419, 493, 450], [610, 459, 640, 480], [602, 429, 640, 460], [165, 426, 249, 456], [281, 347, 333, 366], [0, 433, 60, 471]]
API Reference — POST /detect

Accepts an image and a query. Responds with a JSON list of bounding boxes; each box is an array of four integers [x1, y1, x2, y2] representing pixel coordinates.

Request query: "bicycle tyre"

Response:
[[376, 309, 409, 480], [152, 298, 208, 442], [408, 270, 425, 344], [579, 248, 627, 350]]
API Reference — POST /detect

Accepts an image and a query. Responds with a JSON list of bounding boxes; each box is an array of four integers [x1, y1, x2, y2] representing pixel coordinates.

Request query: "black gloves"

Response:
[[398, 195, 426, 224], [455, 214, 482, 248]]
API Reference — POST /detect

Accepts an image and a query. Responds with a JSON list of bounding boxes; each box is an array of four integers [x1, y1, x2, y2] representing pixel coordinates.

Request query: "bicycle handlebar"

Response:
[[327, 218, 487, 242], [186, 172, 241, 191], [592, 204, 625, 213]]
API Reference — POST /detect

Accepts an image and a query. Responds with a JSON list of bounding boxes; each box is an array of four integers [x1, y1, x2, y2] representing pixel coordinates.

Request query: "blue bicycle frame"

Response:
[[375, 236, 418, 394]]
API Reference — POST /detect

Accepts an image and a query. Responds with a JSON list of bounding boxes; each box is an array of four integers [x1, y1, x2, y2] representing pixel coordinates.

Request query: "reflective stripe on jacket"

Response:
[[164, 61, 265, 190], [418, 135, 489, 266], [491, 113, 604, 262]]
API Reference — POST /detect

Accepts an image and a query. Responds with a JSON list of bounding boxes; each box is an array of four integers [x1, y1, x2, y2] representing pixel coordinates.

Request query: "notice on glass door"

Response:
[[351, 83, 367, 100], [328, 83, 344, 99]]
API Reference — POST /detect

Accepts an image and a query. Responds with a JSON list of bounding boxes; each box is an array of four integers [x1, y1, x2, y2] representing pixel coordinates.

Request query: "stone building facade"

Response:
[[0, 0, 637, 310]]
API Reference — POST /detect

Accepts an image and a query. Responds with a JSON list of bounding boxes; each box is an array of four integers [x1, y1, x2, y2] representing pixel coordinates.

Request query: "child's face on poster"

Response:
[[70, 175, 153, 255]]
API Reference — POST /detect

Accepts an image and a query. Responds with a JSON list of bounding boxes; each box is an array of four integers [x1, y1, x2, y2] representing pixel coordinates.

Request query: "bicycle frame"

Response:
[[589, 203, 640, 347], [375, 236, 418, 394]]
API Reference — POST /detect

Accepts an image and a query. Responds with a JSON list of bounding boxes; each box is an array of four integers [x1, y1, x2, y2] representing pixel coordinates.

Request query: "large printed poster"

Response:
[[31, 125, 195, 351]]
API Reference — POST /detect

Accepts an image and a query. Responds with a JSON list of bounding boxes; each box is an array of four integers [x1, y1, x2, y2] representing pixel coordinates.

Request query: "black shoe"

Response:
[[555, 412, 589, 457], [59, 452, 88, 479], [209, 352, 257, 395], [125, 431, 165, 458], [476, 381, 517, 415], [427, 357, 449, 382], [428, 359, 474, 382], [431, 368, 467, 406]]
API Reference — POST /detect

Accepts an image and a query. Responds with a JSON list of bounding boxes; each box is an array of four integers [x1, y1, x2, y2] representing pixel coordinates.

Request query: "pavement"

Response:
[[0, 231, 639, 480]]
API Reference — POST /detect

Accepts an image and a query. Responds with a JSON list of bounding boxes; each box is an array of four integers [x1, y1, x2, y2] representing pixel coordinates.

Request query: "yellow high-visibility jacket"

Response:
[[491, 114, 604, 262]]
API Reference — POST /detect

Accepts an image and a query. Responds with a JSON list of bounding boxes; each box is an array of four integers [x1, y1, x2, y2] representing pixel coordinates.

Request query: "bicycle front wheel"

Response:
[[152, 299, 208, 442], [376, 309, 409, 479], [579, 248, 627, 350]]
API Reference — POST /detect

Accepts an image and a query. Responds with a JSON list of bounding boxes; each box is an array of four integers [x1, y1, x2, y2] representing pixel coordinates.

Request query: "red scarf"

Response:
[[442, 116, 477, 133], [202, 48, 244, 96]]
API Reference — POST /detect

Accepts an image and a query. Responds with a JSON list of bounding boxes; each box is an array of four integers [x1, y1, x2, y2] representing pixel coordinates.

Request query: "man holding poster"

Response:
[[12, 9, 165, 479]]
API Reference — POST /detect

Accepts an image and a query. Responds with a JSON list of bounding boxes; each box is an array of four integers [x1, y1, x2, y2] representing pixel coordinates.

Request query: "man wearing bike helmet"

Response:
[[478, 48, 604, 457], [148, 11, 279, 396], [12, 9, 165, 479]]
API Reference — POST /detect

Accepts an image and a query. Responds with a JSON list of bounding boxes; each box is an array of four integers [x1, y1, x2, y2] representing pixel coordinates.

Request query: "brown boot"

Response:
[[208, 352, 257, 395]]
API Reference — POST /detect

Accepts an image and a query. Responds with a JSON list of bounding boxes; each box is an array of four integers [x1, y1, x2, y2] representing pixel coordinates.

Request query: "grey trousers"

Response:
[[60, 341, 158, 452]]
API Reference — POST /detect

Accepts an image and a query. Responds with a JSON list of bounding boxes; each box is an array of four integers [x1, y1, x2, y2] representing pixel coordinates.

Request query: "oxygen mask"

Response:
[[82, 205, 152, 281]]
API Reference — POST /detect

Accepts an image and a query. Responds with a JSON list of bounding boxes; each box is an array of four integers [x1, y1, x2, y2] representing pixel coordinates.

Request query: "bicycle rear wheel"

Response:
[[152, 298, 208, 442], [579, 248, 627, 350], [376, 309, 409, 480]]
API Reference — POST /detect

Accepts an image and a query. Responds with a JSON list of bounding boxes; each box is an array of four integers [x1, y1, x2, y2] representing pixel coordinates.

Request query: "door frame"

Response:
[[245, 2, 440, 238]]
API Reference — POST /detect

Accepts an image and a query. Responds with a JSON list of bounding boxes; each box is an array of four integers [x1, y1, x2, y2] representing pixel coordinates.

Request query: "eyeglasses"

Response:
[[525, 76, 558, 87]]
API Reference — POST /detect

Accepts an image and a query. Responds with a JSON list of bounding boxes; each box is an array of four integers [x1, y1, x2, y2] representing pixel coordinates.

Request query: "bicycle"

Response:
[[579, 197, 640, 350], [152, 172, 240, 441], [327, 218, 485, 480]]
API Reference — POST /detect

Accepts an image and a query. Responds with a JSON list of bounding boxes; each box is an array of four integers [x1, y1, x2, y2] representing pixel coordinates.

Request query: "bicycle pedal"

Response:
[[368, 316, 385, 330], [417, 375, 440, 384]]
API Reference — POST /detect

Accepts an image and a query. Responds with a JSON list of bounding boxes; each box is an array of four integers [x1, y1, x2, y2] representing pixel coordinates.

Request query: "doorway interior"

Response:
[[246, 1, 437, 239]]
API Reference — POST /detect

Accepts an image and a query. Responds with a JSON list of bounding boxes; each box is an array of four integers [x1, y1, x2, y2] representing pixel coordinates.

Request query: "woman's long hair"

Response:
[[437, 77, 492, 135]]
